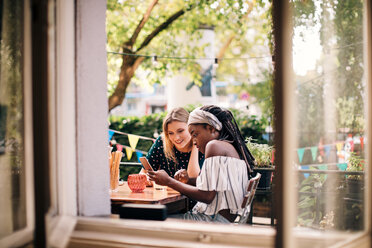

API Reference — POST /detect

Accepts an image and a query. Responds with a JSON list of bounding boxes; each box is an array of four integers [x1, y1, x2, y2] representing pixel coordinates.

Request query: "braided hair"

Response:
[[200, 105, 255, 174]]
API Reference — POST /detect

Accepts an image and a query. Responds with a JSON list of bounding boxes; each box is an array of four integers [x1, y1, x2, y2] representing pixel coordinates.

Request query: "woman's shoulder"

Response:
[[204, 155, 245, 164], [147, 136, 165, 158], [150, 136, 164, 149], [155, 135, 164, 145], [205, 140, 237, 158]]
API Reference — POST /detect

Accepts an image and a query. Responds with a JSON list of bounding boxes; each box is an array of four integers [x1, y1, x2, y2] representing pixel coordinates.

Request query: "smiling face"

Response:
[[188, 124, 216, 154], [166, 121, 192, 152]]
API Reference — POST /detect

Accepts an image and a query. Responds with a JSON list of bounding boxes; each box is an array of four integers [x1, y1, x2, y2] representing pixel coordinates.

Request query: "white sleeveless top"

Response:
[[192, 156, 249, 216]]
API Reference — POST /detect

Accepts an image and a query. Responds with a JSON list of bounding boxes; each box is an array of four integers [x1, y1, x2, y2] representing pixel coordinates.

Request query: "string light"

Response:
[[107, 51, 271, 61], [212, 58, 219, 77], [107, 41, 363, 61], [152, 55, 158, 65]]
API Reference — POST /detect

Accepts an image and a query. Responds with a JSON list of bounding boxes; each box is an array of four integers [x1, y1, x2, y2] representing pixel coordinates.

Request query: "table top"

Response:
[[110, 182, 186, 205]]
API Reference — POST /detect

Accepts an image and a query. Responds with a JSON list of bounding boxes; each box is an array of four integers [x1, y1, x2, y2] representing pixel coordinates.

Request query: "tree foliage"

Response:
[[107, 0, 272, 112], [292, 0, 364, 147], [333, 0, 364, 132]]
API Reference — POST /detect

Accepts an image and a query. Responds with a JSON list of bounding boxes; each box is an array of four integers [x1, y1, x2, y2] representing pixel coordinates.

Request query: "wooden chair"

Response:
[[234, 173, 261, 224]]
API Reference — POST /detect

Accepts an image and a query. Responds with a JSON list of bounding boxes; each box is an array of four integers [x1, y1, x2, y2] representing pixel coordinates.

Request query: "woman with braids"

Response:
[[148, 105, 255, 223]]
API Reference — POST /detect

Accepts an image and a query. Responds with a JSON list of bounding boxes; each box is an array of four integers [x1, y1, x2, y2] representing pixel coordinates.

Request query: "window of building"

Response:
[[2, 0, 371, 247], [0, 0, 27, 239], [293, 0, 367, 234]]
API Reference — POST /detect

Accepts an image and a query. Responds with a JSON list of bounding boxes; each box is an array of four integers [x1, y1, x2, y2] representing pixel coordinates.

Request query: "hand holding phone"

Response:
[[139, 157, 154, 171]]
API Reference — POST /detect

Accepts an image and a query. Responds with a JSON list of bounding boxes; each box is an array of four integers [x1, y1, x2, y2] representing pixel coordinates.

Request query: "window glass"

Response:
[[0, 0, 26, 238], [293, 0, 366, 235]]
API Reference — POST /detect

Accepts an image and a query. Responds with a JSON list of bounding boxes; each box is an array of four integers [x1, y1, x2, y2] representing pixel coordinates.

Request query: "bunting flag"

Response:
[[323, 145, 331, 159], [318, 164, 328, 179], [136, 151, 144, 162], [262, 133, 269, 142], [108, 130, 114, 142], [318, 141, 324, 156], [297, 148, 305, 163], [125, 147, 133, 160], [337, 163, 347, 171], [350, 140, 354, 152], [336, 142, 343, 152], [310, 146, 318, 161], [302, 165, 309, 178], [128, 134, 140, 150], [360, 136, 364, 150], [116, 144, 123, 152], [271, 149, 275, 164]]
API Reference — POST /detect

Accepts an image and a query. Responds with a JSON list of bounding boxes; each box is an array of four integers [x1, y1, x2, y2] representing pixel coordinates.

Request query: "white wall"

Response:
[[75, 0, 110, 216], [167, 27, 216, 110], [167, 75, 202, 109]]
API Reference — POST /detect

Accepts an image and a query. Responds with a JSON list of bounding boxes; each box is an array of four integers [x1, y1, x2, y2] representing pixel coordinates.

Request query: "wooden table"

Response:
[[110, 182, 188, 214]]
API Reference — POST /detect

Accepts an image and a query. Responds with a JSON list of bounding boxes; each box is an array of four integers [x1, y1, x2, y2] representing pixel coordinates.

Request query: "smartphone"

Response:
[[139, 157, 154, 171]]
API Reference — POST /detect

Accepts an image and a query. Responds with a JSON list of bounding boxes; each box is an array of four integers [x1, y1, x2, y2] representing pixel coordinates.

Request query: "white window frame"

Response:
[[68, 1, 372, 247], [3, 0, 370, 247], [0, 1, 34, 246]]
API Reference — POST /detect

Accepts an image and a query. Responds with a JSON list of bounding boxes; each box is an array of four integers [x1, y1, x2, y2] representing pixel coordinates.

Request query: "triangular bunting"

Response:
[[297, 148, 305, 163], [271, 149, 275, 164], [360, 137, 364, 150], [324, 145, 331, 158], [337, 163, 347, 171], [318, 139, 324, 157], [262, 133, 269, 141], [128, 134, 140, 150], [302, 165, 309, 178], [108, 130, 114, 142], [116, 144, 123, 152], [318, 164, 328, 179], [125, 147, 133, 160], [310, 147, 318, 161], [136, 151, 144, 162], [336, 142, 343, 152]]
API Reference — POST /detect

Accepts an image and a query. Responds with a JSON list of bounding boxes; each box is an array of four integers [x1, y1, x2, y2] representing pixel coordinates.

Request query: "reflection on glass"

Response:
[[293, 0, 365, 234], [0, 0, 26, 238]]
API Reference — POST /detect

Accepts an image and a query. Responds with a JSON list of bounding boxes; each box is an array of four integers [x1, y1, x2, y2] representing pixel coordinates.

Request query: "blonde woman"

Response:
[[141, 107, 204, 179]]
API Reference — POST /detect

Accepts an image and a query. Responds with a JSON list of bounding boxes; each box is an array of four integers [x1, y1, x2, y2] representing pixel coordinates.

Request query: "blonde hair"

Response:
[[162, 107, 193, 164]]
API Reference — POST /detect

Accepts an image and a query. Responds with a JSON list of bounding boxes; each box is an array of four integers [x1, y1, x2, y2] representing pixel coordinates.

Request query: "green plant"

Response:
[[297, 173, 327, 228], [346, 152, 365, 180], [246, 137, 274, 167]]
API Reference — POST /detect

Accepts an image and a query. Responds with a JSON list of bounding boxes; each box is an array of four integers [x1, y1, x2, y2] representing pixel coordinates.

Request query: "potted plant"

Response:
[[246, 137, 274, 189], [345, 152, 365, 194]]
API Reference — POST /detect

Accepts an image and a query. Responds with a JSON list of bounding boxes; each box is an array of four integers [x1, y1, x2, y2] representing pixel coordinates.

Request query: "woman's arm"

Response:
[[186, 145, 200, 178], [147, 170, 215, 204]]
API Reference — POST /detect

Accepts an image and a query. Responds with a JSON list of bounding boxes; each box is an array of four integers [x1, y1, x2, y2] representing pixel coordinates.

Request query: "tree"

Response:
[[106, 0, 271, 112], [333, 0, 364, 133]]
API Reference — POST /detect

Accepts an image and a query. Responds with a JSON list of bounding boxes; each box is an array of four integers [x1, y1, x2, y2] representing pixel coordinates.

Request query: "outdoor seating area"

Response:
[[109, 163, 263, 225], [108, 125, 366, 230]]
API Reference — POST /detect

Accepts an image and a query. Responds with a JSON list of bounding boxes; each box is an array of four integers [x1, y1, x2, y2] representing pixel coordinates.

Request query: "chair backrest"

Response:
[[234, 172, 261, 224]]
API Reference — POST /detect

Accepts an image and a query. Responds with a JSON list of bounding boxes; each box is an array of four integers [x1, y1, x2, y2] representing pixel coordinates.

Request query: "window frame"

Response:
[[69, 1, 372, 247], [0, 0, 34, 246], [9, 0, 371, 247]]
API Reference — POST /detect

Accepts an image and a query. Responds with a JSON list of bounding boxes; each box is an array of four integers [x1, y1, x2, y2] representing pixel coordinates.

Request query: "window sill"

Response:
[[70, 216, 275, 247], [68, 217, 370, 248]]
